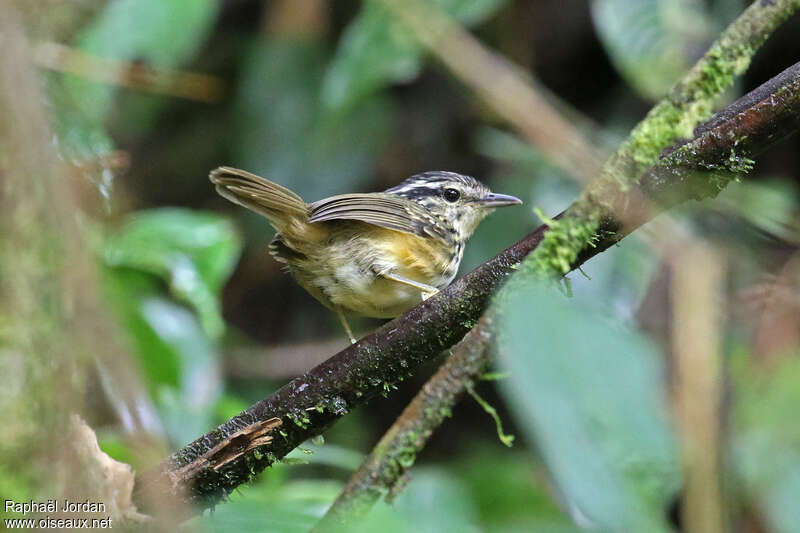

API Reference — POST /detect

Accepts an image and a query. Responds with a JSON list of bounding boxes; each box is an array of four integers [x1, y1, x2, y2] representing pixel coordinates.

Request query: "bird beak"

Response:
[[477, 192, 523, 207]]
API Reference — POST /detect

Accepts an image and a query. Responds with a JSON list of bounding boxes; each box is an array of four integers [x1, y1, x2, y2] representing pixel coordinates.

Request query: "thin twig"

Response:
[[33, 41, 226, 103], [595, 0, 800, 190], [522, 0, 799, 285], [134, 60, 800, 517]]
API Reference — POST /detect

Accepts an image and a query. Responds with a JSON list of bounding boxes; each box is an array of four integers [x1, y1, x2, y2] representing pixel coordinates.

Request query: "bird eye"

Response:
[[443, 187, 461, 203]]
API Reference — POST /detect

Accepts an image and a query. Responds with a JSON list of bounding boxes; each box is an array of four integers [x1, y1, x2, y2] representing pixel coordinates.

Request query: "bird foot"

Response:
[[421, 288, 440, 301]]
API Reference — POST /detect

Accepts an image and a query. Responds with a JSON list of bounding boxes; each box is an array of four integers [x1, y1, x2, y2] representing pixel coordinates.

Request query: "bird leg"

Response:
[[382, 273, 440, 301], [335, 308, 357, 344]]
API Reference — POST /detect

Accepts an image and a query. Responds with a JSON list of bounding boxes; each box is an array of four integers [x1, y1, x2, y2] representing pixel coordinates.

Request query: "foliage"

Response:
[[196, 448, 582, 533], [323, 0, 508, 110], [102, 209, 241, 445], [591, 0, 717, 100], [9, 0, 800, 531], [231, 39, 393, 200], [497, 281, 679, 531], [67, 0, 219, 124]]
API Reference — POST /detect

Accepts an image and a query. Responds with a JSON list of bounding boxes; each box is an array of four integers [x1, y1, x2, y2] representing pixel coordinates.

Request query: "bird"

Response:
[[210, 166, 522, 343]]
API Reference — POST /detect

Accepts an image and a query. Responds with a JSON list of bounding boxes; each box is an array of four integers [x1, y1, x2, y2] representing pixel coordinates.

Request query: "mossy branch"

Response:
[[134, 59, 800, 518], [516, 0, 799, 282], [606, 0, 799, 187]]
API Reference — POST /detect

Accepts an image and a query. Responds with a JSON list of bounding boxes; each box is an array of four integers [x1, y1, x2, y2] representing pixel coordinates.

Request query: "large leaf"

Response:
[[231, 39, 392, 201], [591, 0, 715, 100], [103, 270, 222, 445], [199, 468, 480, 533], [323, 0, 508, 110], [497, 281, 679, 531], [103, 208, 241, 339], [102, 209, 240, 444]]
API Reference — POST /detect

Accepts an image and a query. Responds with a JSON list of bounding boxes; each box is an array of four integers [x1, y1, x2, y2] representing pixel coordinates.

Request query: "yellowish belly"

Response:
[[285, 226, 459, 318]]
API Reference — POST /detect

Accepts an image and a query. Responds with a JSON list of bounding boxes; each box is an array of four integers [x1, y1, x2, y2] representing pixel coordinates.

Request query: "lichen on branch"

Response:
[[611, 0, 799, 185], [513, 0, 799, 283]]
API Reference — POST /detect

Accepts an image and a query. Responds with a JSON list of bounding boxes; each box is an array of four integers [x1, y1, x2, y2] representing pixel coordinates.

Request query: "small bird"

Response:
[[210, 167, 522, 343]]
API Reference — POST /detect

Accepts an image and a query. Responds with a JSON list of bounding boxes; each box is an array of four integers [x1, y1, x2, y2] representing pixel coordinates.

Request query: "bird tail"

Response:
[[210, 167, 309, 232]]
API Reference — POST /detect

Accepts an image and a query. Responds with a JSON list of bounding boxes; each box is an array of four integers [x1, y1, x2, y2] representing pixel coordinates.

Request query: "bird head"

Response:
[[386, 171, 522, 241]]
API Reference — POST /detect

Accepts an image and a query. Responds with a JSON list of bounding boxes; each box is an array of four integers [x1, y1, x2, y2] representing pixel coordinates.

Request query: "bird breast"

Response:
[[287, 226, 463, 318]]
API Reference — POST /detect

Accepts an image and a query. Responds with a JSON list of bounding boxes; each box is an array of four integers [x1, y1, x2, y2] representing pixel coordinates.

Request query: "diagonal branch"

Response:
[[134, 60, 800, 517], [312, 1, 800, 523], [314, 59, 800, 527]]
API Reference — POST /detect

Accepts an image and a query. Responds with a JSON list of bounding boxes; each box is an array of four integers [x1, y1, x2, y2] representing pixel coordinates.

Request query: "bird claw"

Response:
[[421, 288, 440, 301]]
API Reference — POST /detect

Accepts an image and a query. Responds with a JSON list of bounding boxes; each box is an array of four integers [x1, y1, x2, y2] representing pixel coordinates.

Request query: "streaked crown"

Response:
[[385, 171, 521, 242]]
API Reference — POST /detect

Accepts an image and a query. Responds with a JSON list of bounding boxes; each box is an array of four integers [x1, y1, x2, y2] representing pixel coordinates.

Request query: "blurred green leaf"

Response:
[[712, 180, 800, 244], [103, 208, 241, 339], [232, 39, 392, 201], [45, 0, 218, 203], [103, 270, 179, 387], [202, 468, 478, 533], [97, 434, 138, 467], [103, 276, 221, 444], [196, 443, 586, 532], [360, 469, 479, 533], [733, 355, 800, 533], [456, 447, 581, 531], [66, 0, 218, 124], [591, 0, 715, 99], [102, 209, 240, 445], [197, 470, 339, 533], [213, 393, 249, 424], [78, 0, 218, 67], [284, 441, 364, 471], [323, 0, 508, 110], [497, 281, 679, 532]]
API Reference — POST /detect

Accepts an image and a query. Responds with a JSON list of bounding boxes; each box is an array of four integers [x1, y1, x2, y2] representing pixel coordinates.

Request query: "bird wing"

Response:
[[308, 193, 446, 239]]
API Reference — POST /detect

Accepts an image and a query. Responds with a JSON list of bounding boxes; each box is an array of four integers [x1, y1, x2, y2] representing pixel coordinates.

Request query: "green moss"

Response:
[[395, 445, 417, 469], [726, 149, 755, 174], [286, 410, 311, 429], [459, 318, 477, 329], [502, 2, 792, 289], [690, 44, 753, 101], [518, 210, 600, 279], [602, 4, 781, 191]]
